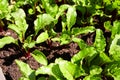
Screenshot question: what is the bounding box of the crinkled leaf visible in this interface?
[111,20,120,39]
[36,31,49,44]
[66,6,77,31]
[56,58,86,80]
[32,50,48,66]
[109,34,120,61]
[36,63,64,80]
[72,26,95,36]
[104,21,112,31]
[71,47,97,64]
[94,29,106,52]
[34,14,54,35]
[15,60,35,80]
[0,36,16,48]
[90,65,102,75]
[105,61,120,80]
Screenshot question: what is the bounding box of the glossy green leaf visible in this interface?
[55,58,86,80]
[111,20,120,39]
[60,33,71,45]
[72,26,95,36]
[72,37,87,49]
[0,0,9,19]
[66,6,77,31]
[36,31,49,44]
[19,77,30,80]
[15,60,35,80]
[105,61,120,80]
[104,21,112,31]
[71,47,97,64]
[32,50,48,65]
[94,29,106,52]
[36,63,64,80]
[23,35,35,49]
[56,4,69,19]
[0,36,16,48]
[11,9,26,19]
[34,14,54,35]
[41,0,58,17]
[90,65,102,75]
[37,77,46,80]
[83,75,102,80]
[109,34,120,61]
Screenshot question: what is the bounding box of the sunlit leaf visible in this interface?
[32,50,48,65]
[55,58,86,80]
[72,26,95,36]
[34,14,54,35]
[66,6,77,31]
[15,60,35,80]
[109,34,120,61]
[71,47,97,64]
[0,36,16,48]
[105,61,120,80]
[94,29,106,52]
[36,63,64,80]
[36,31,49,44]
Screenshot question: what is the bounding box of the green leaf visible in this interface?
[55,58,86,80]
[36,63,64,80]
[41,0,58,17]
[94,29,106,52]
[104,21,112,31]
[11,9,26,19]
[90,65,102,75]
[36,31,49,44]
[23,35,35,49]
[19,77,30,80]
[60,33,71,45]
[15,60,35,80]
[109,34,120,61]
[34,14,54,35]
[105,61,120,80]
[8,24,21,35]
[111,20,120,39]
[0,0,9,19]
[83,75,102,80]
[32,50,48,66]
[9,9,28,42]
[72,37,87,49]
[37,77,46,80]
[66,6,77,31]
[0,36,16,48]
[72,26,95,36]
[56,4,70,19]
[90,52,112,66]
[71,47,97,64]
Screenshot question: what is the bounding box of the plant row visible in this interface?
[1,0,120,80]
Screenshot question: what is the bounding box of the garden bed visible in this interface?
[1,0,120,80]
